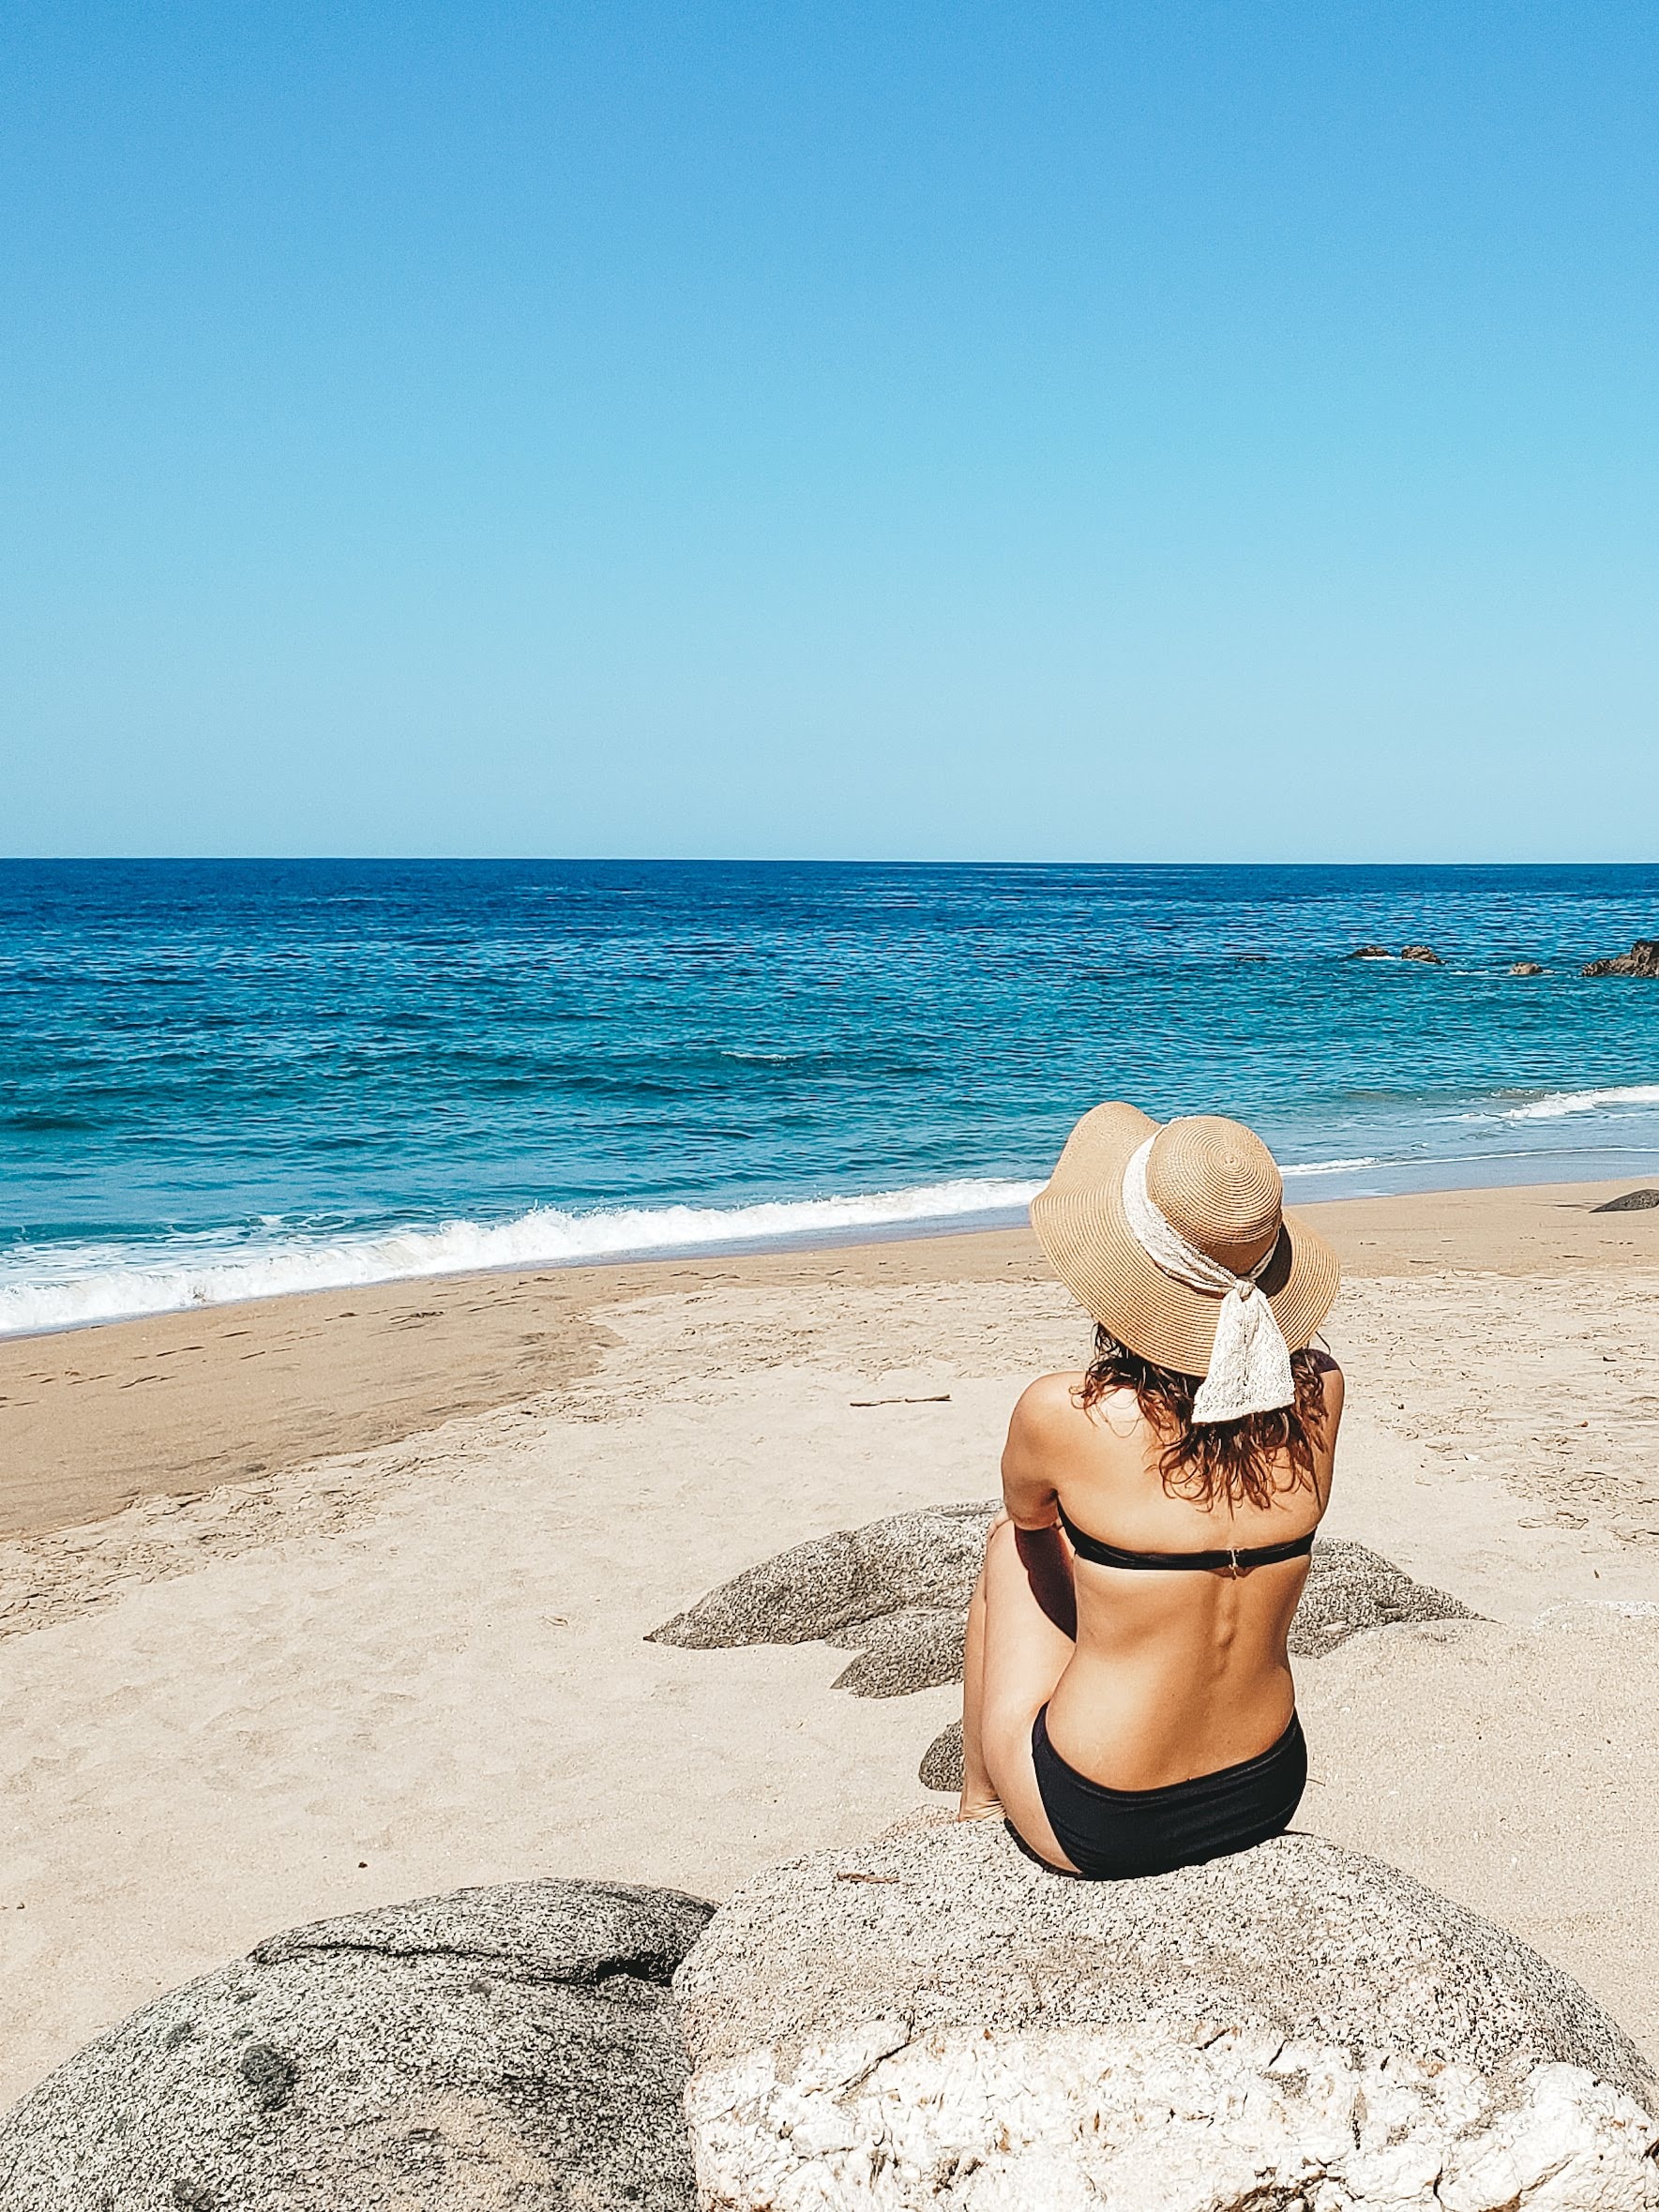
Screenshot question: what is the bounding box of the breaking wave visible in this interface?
[1483,1085,1659,1123]
[0,1177,1043,1337]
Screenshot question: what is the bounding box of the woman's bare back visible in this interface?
[1004,1359,1343,1790]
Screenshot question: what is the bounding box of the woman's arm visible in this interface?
[1000,1375,1078,1639]
[1308,1351,1345,1512]
[1314,1353,1346,1442]
[1000,1374,1074,1528]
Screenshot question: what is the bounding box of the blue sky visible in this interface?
[5,2,1657,860]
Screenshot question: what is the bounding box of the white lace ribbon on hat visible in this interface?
[1120,1136,1294,1422]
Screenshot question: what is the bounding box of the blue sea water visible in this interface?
[4,859,1659,1334]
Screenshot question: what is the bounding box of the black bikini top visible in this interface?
[1057,1500,1316,1574]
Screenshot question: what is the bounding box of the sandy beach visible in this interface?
[5,1175,1659,2110]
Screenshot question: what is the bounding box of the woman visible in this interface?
[959,1101,1344,1878]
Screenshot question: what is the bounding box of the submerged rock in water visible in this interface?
[0,1879,714,2211]
[1583,938,1659,978]
[1347,943,1393,959]
[676,1820,1658,2211]
[1399,942,1443,963]
[1511,959,1546,975]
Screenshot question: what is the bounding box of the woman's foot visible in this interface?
[957,1791,1004,1823]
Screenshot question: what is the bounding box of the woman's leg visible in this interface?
[957,1519,1079,1870]
[958,1541,997,1817]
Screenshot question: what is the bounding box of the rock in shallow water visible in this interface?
[674,1819,1659,2210]
[1583,939,1659,978]
[0,1879,713,2211]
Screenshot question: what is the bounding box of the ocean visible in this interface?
[4,859,1659,1336]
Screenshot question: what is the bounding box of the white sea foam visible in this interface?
[1280,1157,1380,1177]
[1485,1084,1659,1123]
[0,1178,1044,1338]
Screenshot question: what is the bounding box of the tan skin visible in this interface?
[958,1353,1344,1871]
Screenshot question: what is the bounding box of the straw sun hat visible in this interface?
[1030,1103,1340,1411]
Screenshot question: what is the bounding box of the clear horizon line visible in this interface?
[6,854,1659,872]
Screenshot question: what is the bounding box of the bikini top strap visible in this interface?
[1057,1500,1316,1573]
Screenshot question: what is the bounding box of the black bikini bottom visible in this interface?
[1030,1706,1307,1880]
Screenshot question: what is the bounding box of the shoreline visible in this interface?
[9,1144,1659,1348]
[7,1164,1659,2105]
[4,1173,1658,1544]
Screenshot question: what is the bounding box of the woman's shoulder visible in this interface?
[1302,1345,1345,1408]
[1008,1370,1090,1438]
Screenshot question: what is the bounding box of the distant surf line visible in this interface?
[1474,1084,1659,1123]
[8,1129,1659,1337]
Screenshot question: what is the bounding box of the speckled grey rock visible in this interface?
[824,1606,967,1696]
[647,1501,997,1697]
[0,1879,714,2211]
[676,1820,1650,2099]
[917,1718,967,1792]
[1289,1536,1478,1657]
[656,1512,1478,1721]
[649,1499,998,1647]
[675,1820,1659,2207]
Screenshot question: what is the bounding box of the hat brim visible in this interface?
[1028,1102,1341,1377]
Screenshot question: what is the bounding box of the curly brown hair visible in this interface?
[1075,1328,1330,1512]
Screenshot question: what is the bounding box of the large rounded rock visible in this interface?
[653,1507,1477,1715]
[647,1502,997,1699]
[675,1818,1658,2210]
[0,1879,713,2210]
[1289,1536,1476,1657]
